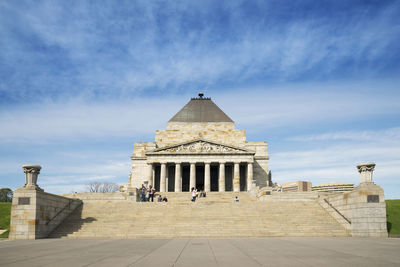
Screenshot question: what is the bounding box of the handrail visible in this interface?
[46,200,80,225]
[324,198,351,225]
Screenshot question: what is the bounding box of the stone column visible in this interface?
[247,162,253,191]
[233,162,240,192]
[147,163,153,186]
[22,164,42,189]
[152,167,155,188]
[190,162,196,190]
[219,162,225,192]
[357,162,375,184]
[204,162,211,192]
[160,163,166,192]
[175,162,181,192]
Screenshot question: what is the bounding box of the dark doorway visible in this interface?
[154,165,160,192]
[167,165,175,192]
[211,165,219,191]
[225,164,233,191]
[196,165,204,190]
[240,164,246,191]
[182,165,190,192]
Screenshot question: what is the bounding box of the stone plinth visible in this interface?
[9,165,81,240]
[319,162,387,237]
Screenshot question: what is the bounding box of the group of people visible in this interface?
[139,184,238,203]
[139,184,168,202]
[191,187,207,202]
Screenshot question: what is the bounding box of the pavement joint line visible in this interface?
[245,238,309,267]
[80,239,139,267]
[207,239,219,266]
[127,239,174,267]
[172,238,190,267]
[228,239,263,267]
[0,239,115,266]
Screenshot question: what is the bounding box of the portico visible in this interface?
[144,139,255,192]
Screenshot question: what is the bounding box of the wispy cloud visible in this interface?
[0,1,399,101]
[271,128,400,199]
[0,1,399,199]
[0,81,398,143]
[286,127,400,142]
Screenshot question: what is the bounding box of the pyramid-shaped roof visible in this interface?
[169,94,234,123]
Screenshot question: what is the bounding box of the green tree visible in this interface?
[0,188,13,202]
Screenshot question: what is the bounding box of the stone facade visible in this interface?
[128,95,270,192]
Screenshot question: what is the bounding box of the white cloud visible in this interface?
[287,127,400,142]
[271,128,400,199]
[0,82,399,144]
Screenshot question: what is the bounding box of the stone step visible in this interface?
[49,198,349,238]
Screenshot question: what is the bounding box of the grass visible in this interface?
[386,199,400,235]
[0,202,11,238]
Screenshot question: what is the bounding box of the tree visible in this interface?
[0,188,13,202]
[85,182,119,193]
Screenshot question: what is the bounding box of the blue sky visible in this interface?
[0,0,399,198]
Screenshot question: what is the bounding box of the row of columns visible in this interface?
[147,162,254,193]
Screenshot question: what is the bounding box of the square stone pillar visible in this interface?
[233,162,240,192]
[247,162,253,191]
[219,162,225,192]
[147,163,153,187]
[189,162,196,190]
[160,163,167,192]
[175,163,182,192]
[204,162,211,192]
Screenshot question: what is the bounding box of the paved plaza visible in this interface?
[1,237,399,267]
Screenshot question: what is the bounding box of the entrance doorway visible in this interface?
[211,165,219,191]
[182,165,190,191]
[196,165,204,190]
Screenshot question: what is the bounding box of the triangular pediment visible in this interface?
[146,139,254,155]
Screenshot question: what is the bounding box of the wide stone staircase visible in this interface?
[49,192,350,238]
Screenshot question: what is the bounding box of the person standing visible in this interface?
[148,185,155,202]
[140,184,146,202]
[191,187,197,202]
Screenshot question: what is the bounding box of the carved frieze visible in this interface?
[148,140,251,154]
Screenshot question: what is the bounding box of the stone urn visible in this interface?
[356,162,375,184]
[22,164,42,189]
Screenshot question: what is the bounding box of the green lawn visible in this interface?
[386,199,400,235]
[0,202,11,238]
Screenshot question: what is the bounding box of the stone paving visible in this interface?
[1,237,400,267]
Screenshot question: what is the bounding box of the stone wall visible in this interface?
[9,188,81,240]
[155,122,246,147]
[318,183,387,237]
[130,158,149,188]
[253,159,268,188]
[132,142,156,158]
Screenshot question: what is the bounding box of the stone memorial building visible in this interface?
[8,94,388,240]
[128,93,271,192]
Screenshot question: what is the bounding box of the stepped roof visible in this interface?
[169,93,234,123]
